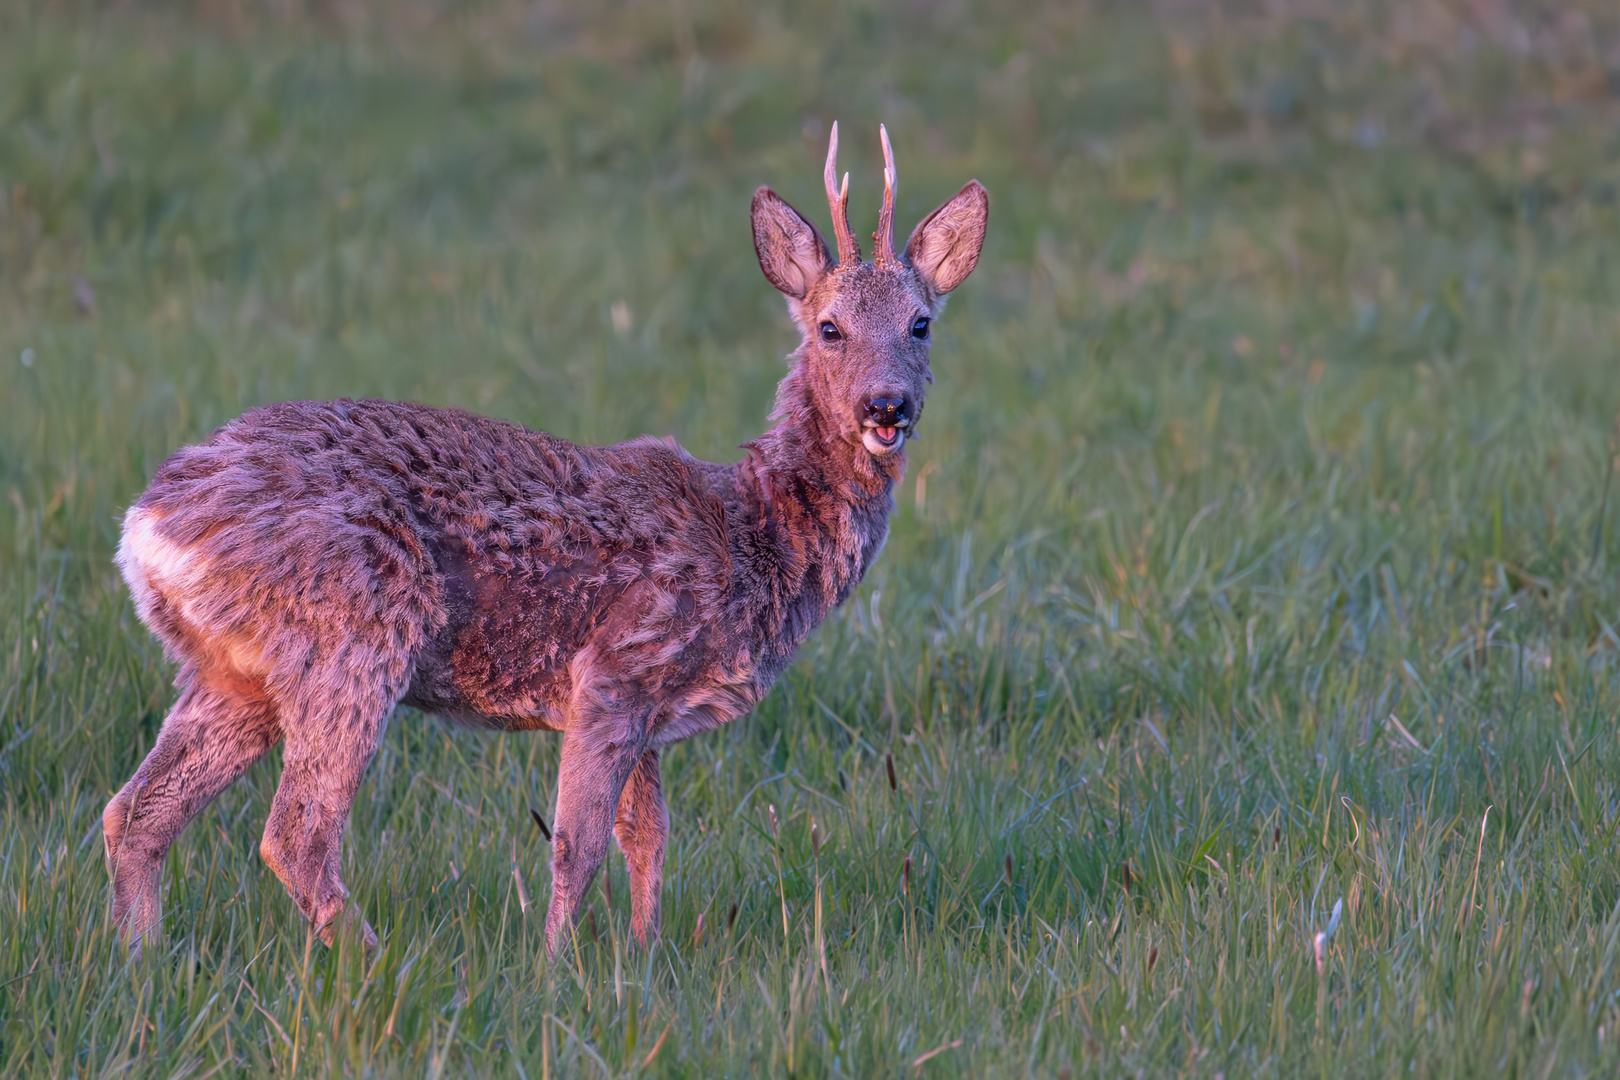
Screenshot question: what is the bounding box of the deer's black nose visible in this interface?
[864,396,907,426]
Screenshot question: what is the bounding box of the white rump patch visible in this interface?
[116,507,269,672]
[117,508,209,608]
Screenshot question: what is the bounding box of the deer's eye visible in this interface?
[911,317,930,339]
[819,322,841,342]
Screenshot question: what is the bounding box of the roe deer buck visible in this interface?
[106,123,988,956]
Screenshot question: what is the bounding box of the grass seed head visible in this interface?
[886,752,897,791]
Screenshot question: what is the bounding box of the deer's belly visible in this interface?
[401,660,571,731]
[405,541,635,730]
[405,539,777,740]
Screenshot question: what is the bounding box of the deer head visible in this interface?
[751,123,989,459]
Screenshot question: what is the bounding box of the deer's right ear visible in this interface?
[752,188,833,299]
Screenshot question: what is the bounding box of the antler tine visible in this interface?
[875,124,897,266]
[823,121,861,268]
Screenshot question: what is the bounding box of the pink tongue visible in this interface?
[877,426,896,441]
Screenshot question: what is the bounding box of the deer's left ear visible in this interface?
[904,180,989,295]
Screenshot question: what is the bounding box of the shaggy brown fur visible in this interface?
[105,124,988,955]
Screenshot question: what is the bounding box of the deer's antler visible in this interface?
[874,124,898,267]
[824,121,862,268]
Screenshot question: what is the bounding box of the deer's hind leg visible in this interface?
[104,674,281,958]
[259,667,398,950]
[613,749,667,946]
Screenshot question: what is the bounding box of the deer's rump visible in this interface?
[117,399,738,728]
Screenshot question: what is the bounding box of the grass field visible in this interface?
[5,0,1620,1075]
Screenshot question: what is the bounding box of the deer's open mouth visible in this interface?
[861,423,906,456]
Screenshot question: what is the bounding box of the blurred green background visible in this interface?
[5,1,1620,1076]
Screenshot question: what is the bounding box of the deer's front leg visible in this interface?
[545,719,643,955]
[614,749,667,946]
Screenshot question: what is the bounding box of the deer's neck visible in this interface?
[728,363,901,664]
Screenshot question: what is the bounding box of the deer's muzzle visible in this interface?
[861,395,910,455]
